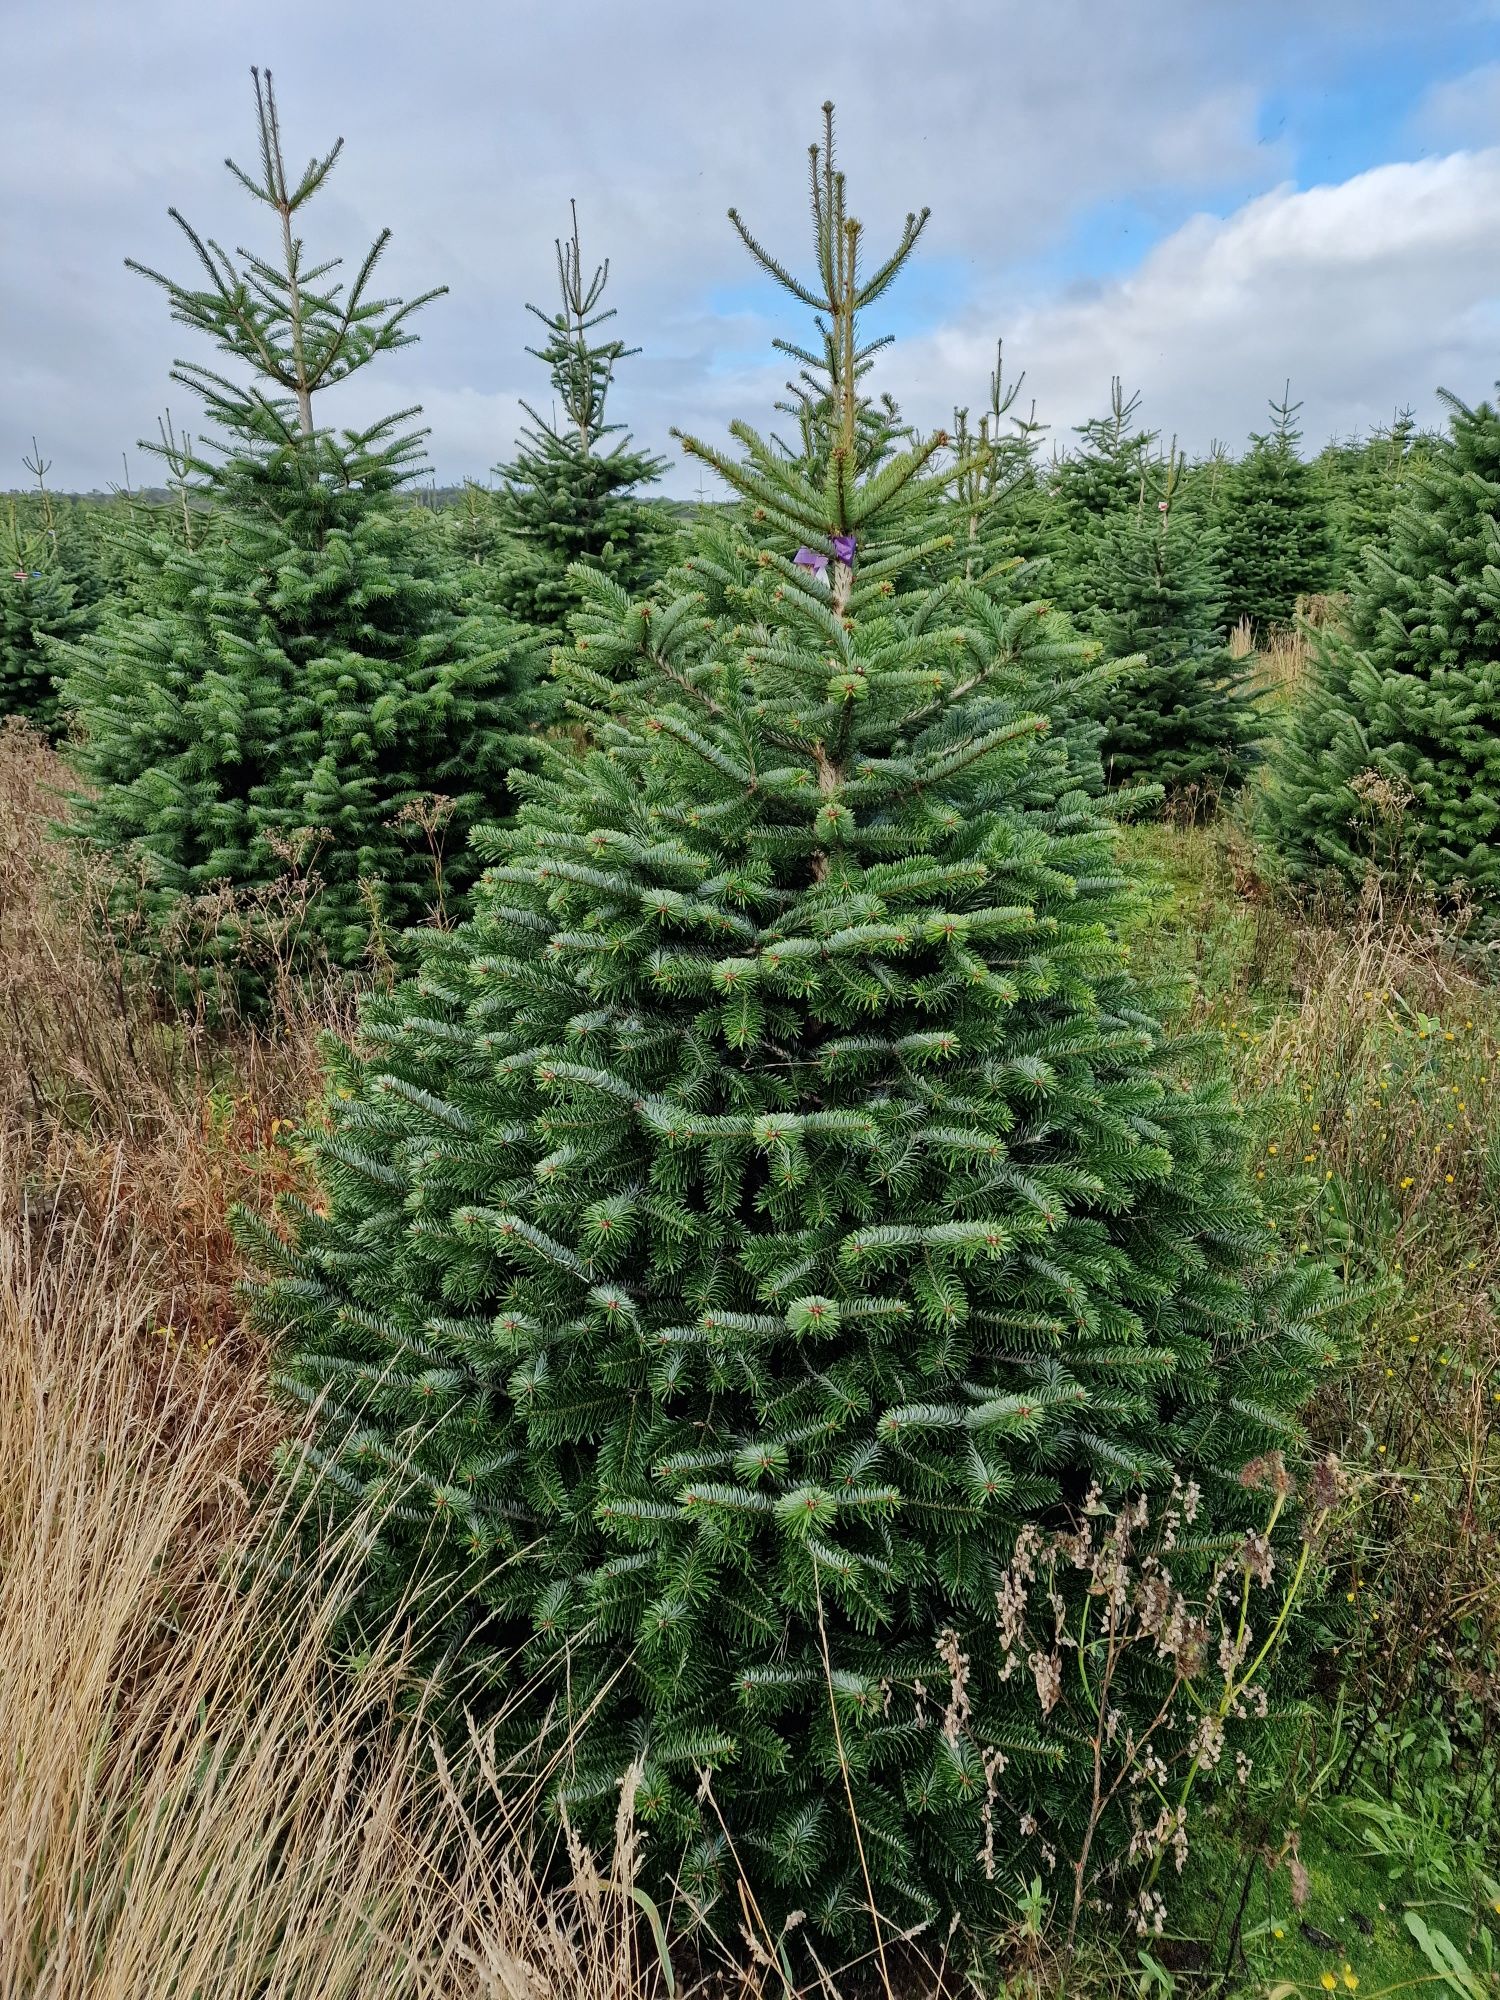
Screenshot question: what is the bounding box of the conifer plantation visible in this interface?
[9,43,1500,2000]
[248,111,1335,1943]
[58,74,544,990]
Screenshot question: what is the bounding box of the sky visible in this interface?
[5,0,1500,496]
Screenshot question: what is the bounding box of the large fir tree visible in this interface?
[59,72,543,990]
[247,109,1333,1945]
[492,204,667,636]
[1091,444,1257,801]
[1216,387,1333,636]
[1263,385,1500,905]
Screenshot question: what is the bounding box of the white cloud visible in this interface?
[890,150,1500,460]
[1413,61,1500,147]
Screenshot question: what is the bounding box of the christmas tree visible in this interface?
[60,71,543,993]
[1263,385,1500,906]
[1091,443,1257,802]
[1318,412,1435,593]
[1216,386,1333,637]
[1,447,87,739]
[492,204,668,636]
[246,107,1333,1944]
[1046,379,1156,615]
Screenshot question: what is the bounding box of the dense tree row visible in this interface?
[4,334,1449,893]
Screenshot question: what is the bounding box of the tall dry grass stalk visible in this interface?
[1250,623,1310,702]
[0,1154,688,2000]
[1227,594,1348,707]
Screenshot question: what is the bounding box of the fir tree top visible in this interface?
[126,66,442,499]
[522,202,648,456]
[949,338,1049,578]
[1046,378,1157,614]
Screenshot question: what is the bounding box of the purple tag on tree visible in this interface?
[793,547,829,575]
[831,533,856,566]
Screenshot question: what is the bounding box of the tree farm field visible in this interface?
[2,26,1500,2000]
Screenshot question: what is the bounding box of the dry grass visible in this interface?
[1226,593,1348,706]
[0,719,332,1350]
[1251,621,1310,700]
[0,720,689,2000]
[0,1149,696,2000]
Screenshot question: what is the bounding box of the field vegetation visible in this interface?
[1,77,1497,2000]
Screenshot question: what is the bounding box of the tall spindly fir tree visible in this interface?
[60,70,543,995]
[245,107,1335,1947]
[492,204,667,636]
